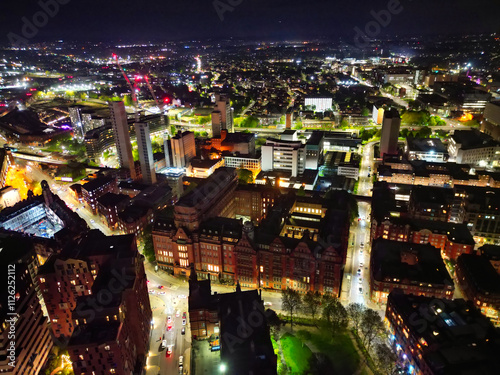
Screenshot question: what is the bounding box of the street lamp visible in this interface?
[219,363,227,373]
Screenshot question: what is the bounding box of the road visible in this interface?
[142,261,283,375]
[340,140,382,313]
[24,164,117,236]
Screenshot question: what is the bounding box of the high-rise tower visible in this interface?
[135,122,156,185]
[380,109,401,158]
[211,94,233,137]
[109,101,136,179]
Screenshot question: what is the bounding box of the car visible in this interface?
[158,285,164,289]
[161,340,167,349]
[182,312,187,318]
[182,319,186,326]
[357,269,361,273]
[264,302,272,307]
[359,263,363,267]
[90,219,95,223]
[148,290,155,294]
[359,287,363,293]
[176,311,180,318]
[178,294,187,299]
[158,291,166,295]
[368,174,371,178]
[181,327,185,335]
[167,316,172,323]
[167,324,173,331]
[179,356,184,367]
[166,346,173,357]
[360,243,364,247]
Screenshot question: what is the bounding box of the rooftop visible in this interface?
[82,176,115,193]
[457,254,500,294]
[451,129,499,150]
[371,239,453,286]
[387,292,500,375]
[406,137,447,154]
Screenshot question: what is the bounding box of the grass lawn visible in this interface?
[298,329,362,375]
[280,333,313,374]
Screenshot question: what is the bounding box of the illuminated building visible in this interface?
[223,154,261,175]
[170,131,196,168]
[68,232,151,375]
[156,192,349,296]
[211,93,234,137]
[0,238,52,375]
[372,105,385,125]
[134,122,156,185]
[448,129,500,167]
[96,192,130,228]
[370,239,454,304]
[304,97,333,113]
[385,292,500,375]
[370,217,475,261]
[261,138,305,177]
[0,186,21,209]
[0,147,14,189]
[380,109,401,158]
[405,138,448,163]
[456,253,500,326]
[408,186,453,222]
[482,101,500,141]
[81,176,117,213]
[174,167,238,231]
[37,257,95,339]
[109,101,136,179]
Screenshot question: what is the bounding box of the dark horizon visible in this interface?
[2,0,499,45]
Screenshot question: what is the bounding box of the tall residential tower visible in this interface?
[135,122,157,185]
[109,101,136,179]
[380,109,401,158]
[211,94,233,137]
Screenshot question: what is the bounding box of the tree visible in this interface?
[238,169,254,184]
[375,343,398,375]
[141,226,156,264]
[302,290,321,321]
[361,107,371,117]
[281,288,302,332]
[322,295,348,335]
[241,115,260,128]
[340,118,350,128]
[170,125,177,136]
[346,303,365,333]
[297,185,306,197]
[123,94,134,107]
[360,309,384,351]
[417,126,432,138]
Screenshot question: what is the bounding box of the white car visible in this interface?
[161,340,167,349]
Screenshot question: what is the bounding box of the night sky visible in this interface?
[1,0,499,43]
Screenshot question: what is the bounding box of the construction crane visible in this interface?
[112,53,139,122]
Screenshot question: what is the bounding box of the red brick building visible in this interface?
[67,234,151,375]
[37,258,95,339]
[371,217,475,261]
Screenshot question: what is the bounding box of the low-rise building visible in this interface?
[371,217,475,261]
[386,292,500,375]
[81,176,117,213]
[456,253,500,326]
[370,239,454,304]
[448,129,500,167]
[96,192,130,228]
[405,137,448,163]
